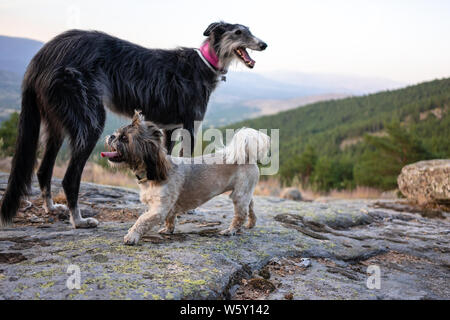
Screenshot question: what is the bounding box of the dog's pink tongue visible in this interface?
[241,48,255,64]
[101,151,119,158]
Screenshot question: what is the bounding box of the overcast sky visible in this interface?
[1,0,449,84]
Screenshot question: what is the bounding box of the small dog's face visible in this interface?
[203,22,267,69]
[103,111,170,181]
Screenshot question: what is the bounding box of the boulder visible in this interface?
[280,187,302,201]
[397,159,450,205]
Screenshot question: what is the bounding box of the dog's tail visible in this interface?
[0,86,41,226]
[223,128,270,164]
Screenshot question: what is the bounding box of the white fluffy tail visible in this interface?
[223,128,271,164]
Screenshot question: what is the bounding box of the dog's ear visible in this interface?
[145,122,163,138]
[143,145,170,182]
[132,110,144,127]
[203,22,224,36]
[144,122,165,148]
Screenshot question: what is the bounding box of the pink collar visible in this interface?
[199,41,220,70]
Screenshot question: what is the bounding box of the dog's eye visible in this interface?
[235,30,242,35]
[120,135,128,142]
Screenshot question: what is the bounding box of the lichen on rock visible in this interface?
[0,172,449,300]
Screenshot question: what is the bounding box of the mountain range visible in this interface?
[225,77,450,190]
[0,34,403,127]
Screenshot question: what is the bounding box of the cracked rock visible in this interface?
[0,173,448,300]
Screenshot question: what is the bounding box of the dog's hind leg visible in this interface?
[221,196,250,236]
[245,199,256,229]
[37,125,65,213]
[62,105,106,229]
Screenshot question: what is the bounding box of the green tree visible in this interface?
[280,144,317,185]
[311,156,354,192]
[225,78,450,191]
[279,153,302,184]
[0,112,19,156]
[311,157,335,192]
[297,144,317,184]
[354,122,434,190]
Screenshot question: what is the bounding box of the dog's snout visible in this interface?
[259,42,267,50]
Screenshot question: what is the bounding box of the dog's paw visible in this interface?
[245,222,256,229]
[219,228,238,236]
[43,203,68,214]
[72,217,99,229]
[158,227,174,235]
[124,231,140,245]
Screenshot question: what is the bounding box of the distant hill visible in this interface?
[242,93,350,116]
[0,35,43,76]
[225,78,450,190]
[0,34,404,127]
[0,36,44,120]
[205,71,333,126]
[265,71,405,94]
[0,70,21,120]
[205,71,403,126]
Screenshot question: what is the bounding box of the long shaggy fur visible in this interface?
[0,22,266,227]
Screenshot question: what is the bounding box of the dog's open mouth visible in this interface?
[234,47,255,68]
[101,147,123,162]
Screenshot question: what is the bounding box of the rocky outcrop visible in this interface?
[280,188,302,201]
[0,172,449,300]
[397,159,450,205]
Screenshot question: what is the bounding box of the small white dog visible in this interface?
[102,111,270,245]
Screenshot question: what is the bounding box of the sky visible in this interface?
[1,0,449,84]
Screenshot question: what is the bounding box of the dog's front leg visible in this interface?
[124,209,162,245]
[158,211,176,234]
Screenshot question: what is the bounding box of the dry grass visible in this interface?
[327,187,382,199]
[254,177,282,197]
[0,157,137,189]
[54,162,137,189]
[255,178,382,200]
[0,157,383,199]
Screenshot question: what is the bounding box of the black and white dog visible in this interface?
[0,21,267,228]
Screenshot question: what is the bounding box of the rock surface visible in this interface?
[0,172,449,300]
[280,188,302,201]
[398,159,450,205]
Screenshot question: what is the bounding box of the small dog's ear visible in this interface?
[145,123,162,137]
[144,122,164,144]
[132,110,144,127]
[203,22,223,36]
